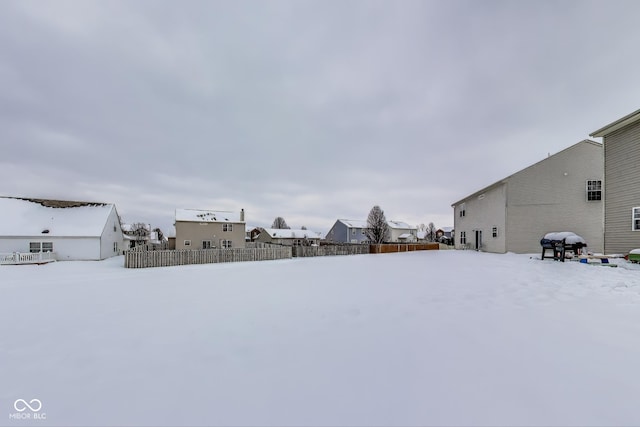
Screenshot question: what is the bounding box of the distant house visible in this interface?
[325,219,369,244]
[175,208,246,250]
[387,221,418,242]
[451,139,604,253]
[255,228,321,246]
[0,196,124,260]
[590,109,640,254]
[436,227,454,240]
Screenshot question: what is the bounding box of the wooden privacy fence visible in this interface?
[124,247,292,268]
[291,245,370,257]
[369,243,440,254]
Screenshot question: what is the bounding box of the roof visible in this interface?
[337,219,368,228]
[175,209,244,223]
[451,139,602,206]
[590,108,640,138]
[263,228,321,239]
[387,221,416,230]
[0,196,115,237]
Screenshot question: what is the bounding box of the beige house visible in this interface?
[590,108,640,254]
[255,228,321,246]
[175,208,246,250]
[451,139,604,254]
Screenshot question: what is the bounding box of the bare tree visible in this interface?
[426,222,437,242]
[130,222,149,239]
[271,217,290,229]
[153,227,164,241]
[365,205,390,244]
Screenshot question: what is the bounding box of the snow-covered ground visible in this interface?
[2,251,640,426]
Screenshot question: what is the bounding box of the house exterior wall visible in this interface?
[452,140,603,254]
[175,221,246,250]
[325,221,369,243]
[388,228,417,242]
[602,119,640,254]
[345,226,368,243]
[453,183,507,252]
[0,236,101,260]
[325,221,348,243]
[99,206,125,258]
[255,234,320,246]
[505,141,603,254]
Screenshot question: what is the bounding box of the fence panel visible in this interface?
[124,247,292,268]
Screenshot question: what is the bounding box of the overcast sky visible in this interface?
[2,0,640,234]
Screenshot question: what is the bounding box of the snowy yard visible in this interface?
[2,250,640,426]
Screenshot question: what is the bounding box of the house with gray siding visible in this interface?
[451,140,604,254]
[590,108,640,254]
[325,219,370,244]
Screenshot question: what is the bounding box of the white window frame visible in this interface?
[633,207,640,231]
[586,180,602,201]
[202,240,212,249]
[184,240,191,247]
[113,242,119,253]
[221,239,233,249]
[460,231,466,245]
[492,226,498,238]
[223,224,233,232]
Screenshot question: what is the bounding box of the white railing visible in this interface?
[0,252,56,265]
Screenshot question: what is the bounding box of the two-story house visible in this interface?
[590,108,640,254]
[174,208,246,250]
[451,139,604,254]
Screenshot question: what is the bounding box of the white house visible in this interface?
[451,139,604,254]
[387,221,418,242]
[255,228,322,246]
[0,197,124,261]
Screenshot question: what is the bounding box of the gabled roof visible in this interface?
[451,139,602,206]
[175,209,244,223]
[337,219,368,228]
[590,108,640,138]
[0,196,115,237]
[263,228,321,239]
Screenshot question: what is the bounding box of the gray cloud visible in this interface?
[2,0,640,233]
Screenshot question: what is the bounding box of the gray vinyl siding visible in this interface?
[453,183,507,253]
[604,119,640,254]
[453,140,603,254]
[505,141,603,253]
[326,221,348,243]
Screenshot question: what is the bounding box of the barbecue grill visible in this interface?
[540,232,587,261]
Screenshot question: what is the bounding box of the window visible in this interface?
[223,224,233,232]
[633,208,640,231]
[351,229,356,235]
[459,204,466,217]
[361,229,366,235]
[587,180,602,201]
[202,240,212,249]
[184,240,191,247]
[221,239,233,249]
[492,227,498,238]
[30,242,53,253]
[113,242,119,253]
[460,231,466,245]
